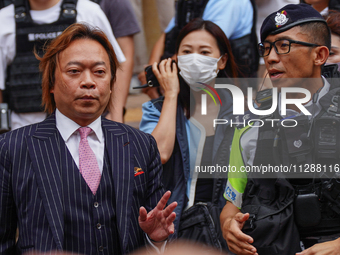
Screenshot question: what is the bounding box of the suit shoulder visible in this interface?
[0,124,39,159]
[102,118,155,141]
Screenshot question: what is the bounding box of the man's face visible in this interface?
[264,26,320,89]
[52,38,112,126]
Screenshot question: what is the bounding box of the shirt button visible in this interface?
[99,246,104,252]
[94,202,99,208]
[97,223,102,229]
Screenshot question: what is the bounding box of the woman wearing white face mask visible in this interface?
[140,18,239,249]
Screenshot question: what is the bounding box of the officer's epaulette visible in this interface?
[231,111,259,129]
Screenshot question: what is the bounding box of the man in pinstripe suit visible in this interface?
[0,23,177,255]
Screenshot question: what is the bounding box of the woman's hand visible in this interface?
[148,58,179,164]
[152,58,179,98]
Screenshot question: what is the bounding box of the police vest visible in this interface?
[163,0,259,78]
[250,80,340,238]
[0,0,12,9]
[5,0,77,113]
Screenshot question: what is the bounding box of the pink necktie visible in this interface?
[78,127,101,195]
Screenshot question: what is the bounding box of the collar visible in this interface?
[320,7,329,17]
[55,109,103,143]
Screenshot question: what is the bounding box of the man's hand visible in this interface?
[222,212,258,255]
[139,191,177,242]
[296,238,340,255]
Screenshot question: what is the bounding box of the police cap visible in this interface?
[260,3,326,42]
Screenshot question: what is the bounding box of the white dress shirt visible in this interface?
[55,109,105,173]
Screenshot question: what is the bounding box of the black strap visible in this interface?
[13,0,27,23]
[175,0,210,30]
[14,0,77,23]
[253,111,280,166]
[0,0,12,8]
[250,0,259,72]
[13,0,24,7]
[229,0,259,77]
[61,0,77,19]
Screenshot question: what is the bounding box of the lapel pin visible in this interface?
[134,167,144,176]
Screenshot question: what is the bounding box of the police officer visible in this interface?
[0,0,125,130]
[220,4,340,255]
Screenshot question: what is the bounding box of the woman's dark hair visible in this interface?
[174,18,238,118]
[301,0,340,12]
[327,10,340,36]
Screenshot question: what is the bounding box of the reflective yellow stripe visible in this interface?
[225,126,252,207]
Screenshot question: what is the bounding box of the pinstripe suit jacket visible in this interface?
[0,113,164,254]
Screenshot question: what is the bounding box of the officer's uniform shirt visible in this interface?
[224,77,331,208]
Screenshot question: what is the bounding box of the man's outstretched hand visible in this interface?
[139,191,177,242]
[222,211,258,255]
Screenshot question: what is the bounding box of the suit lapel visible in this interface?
[102,118,133,252]
[26,114,64,250]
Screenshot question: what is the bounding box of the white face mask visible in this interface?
[177,53,222,91]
